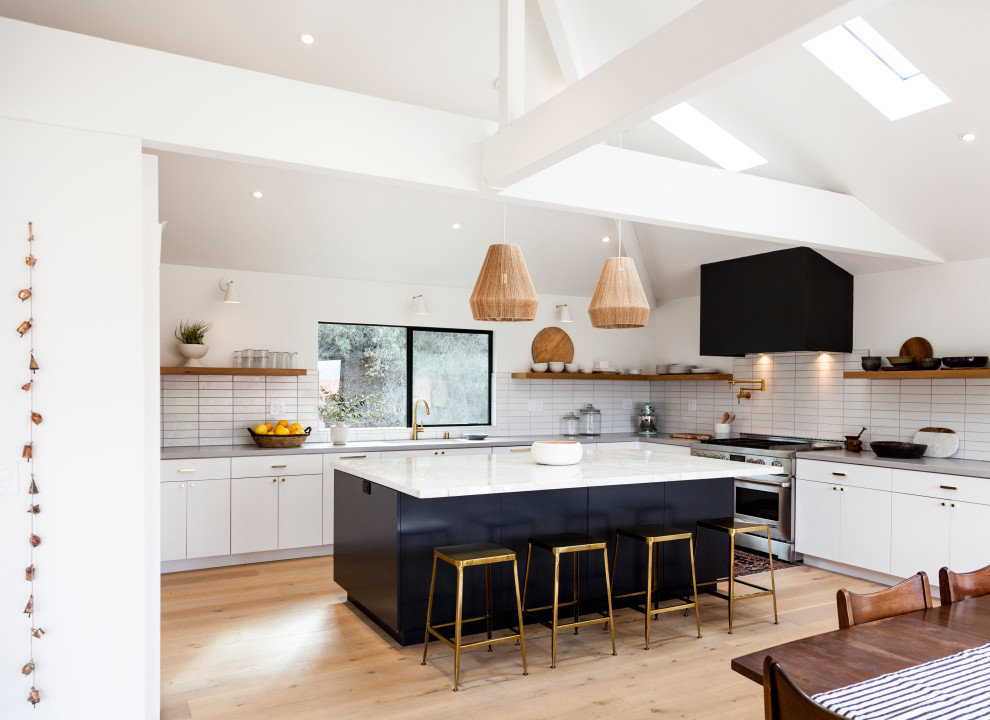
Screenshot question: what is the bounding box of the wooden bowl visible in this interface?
[885,356,915,368]
[870,441,927,459]
[246,427,312,448]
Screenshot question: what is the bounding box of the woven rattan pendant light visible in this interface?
[469,205,538,321]
[589,220,650,329]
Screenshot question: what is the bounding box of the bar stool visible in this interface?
[522,532,616,668]
[694,517,778,633]
[610,524,701,649]
[422,542,527,691]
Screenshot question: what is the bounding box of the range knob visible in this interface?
[747,458,766,465]
[771,460,783,467]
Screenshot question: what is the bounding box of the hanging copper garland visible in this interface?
[20,222,43,707]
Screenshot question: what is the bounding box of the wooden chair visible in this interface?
[763,656,846,719]
[939,563,990,604]
[836,572,932,628]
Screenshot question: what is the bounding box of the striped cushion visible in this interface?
[812,643,990,719]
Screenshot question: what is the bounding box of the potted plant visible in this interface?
[174,320,213,367]
[318,388,383,445]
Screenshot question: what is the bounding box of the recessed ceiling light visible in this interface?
[602,236,611,243]
[959,132,977,142]
[451,222,461,229]
[299,33,315,45]
[251,191,264,199]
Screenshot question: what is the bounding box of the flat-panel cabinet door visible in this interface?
[161,481,187,562]
[187,479,230,559]
[795,479,840,560]
[840,486,891,574]
[279,473,323,549]
[949,500,990,574]
[891,493,949,581]
[231,476,279,554]
[323,476,334,546]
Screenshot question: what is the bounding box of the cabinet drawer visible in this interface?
[231,453,323,478]
[892,469,990,505]
[797,460,891,491]
[324,451,381,474]
[161,457,230,482]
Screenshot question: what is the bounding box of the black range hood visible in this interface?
[700,247,853,357]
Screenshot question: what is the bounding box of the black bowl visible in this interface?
[916,357,941,370]
[861,356,882,371]
[942,356,988,369]
[870,441,927,459]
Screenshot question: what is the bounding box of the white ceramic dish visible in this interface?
[627,369,641,375]
[668,364,693,374]
[548,361,565,373]
[692,367,718,374]
[531,362,548,372]
[530,440,583,466]
[655,364,669,375]
[564,363,579,373]
[463,433,489,441]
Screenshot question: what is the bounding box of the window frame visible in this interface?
[318,321,494,429]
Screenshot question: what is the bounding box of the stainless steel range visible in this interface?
[689,434,841,562]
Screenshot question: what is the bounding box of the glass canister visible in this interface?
[560,411,580,437]
[232,350,243,368]
[579,403,601,436]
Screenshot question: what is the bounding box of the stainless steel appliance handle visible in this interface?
[735,476,791,488]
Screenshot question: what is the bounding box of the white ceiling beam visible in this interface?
[614,221,657,309]
[499,0,527,127]
[0,18,495,193]
[483,0,888,189]
[537,0,585,85]
[500,145,943,264]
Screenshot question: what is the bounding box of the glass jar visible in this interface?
[232,350,243,368]
[579,403,601,436]
[256,349,269,369]
[560,411,580,437]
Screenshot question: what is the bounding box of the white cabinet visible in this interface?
[890,492,950,581]
[383,447,491,458]
[161,459,230,562]
[278,474,323,549]
[231,476,279,554]
[795,461,892,573]
[323,452,381,546]
[950,501,990,574]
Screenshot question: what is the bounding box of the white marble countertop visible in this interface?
[329,447,785,499]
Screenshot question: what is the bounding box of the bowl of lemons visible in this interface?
[247,420,312,448]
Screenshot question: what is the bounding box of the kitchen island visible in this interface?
[331,448,784,645]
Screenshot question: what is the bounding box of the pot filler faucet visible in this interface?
[728,379,765,404]
[412,398,430,439]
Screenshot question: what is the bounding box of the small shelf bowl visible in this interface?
[916,357,942,370]
[886,356,915,368]
[870,441,927,459]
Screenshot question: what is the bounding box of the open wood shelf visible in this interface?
[844,368,990,379]
[161,367,308,376]
[511,372,732,381]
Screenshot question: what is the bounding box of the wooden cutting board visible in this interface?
[900,336,933,359]
[531,327,574,363]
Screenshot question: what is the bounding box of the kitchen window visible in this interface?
[317,322,493,428]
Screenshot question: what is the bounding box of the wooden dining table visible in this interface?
[731,594,990,696]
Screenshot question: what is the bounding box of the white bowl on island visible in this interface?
[530,441,583,465]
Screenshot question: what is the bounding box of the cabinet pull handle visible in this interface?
[832,472,846,477]
[271,464,288,469]
[281,478,286,482]
[832,486,838,491]
[951,503,956,508]
[510,448,530,452]
[177,468,195,473]
[272,478,277,483]
[339,454,367,459]
[179,483,185,488]
[939,485,958,490]
[941,502,946,507]
[840,487,845,492]
[189,482,195,488]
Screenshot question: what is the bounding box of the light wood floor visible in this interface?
[161,556,883,720]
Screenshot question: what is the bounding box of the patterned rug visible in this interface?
[734,548,798,577]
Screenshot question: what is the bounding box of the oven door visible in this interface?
[734,476,792,544]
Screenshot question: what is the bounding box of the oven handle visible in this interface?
[735,477,791,490]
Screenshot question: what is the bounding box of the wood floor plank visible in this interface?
[162,556,884,719]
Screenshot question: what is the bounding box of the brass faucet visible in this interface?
[728,379,765,404]
[412,398,430,439]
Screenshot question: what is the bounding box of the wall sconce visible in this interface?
[410,293,428,315]
[555,303,574,323]
[219,277,240,304]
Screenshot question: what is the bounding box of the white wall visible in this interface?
[0,119,153,718]
[159,264,655,371]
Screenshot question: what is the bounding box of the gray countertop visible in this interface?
[160,433,693,460]
[795,448,990,479]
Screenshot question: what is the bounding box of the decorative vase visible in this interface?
[177,343,209,367]
[330,423,349,446]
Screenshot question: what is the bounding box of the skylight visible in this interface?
[804,17,949,121]
[651,103,767,172]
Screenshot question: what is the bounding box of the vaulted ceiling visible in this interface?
[2,0,987,300]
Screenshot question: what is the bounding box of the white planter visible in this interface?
[177,343,209,367]
[330,424,349,446]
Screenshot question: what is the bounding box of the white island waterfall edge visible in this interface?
[327,448,785,499]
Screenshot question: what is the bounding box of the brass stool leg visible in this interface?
[688,536,701,638]
[606,534,621,632]
[728,530,736,634]
[602,546,617,656]
[551,550,561,668]
[522,543,533,611]
[767,530,779,624]
[453,565,464,691]
[644,539,653,650]
[512,557,528,676]
[486,564,493,651]
[422,554,438,666]
[573,552,579,635]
